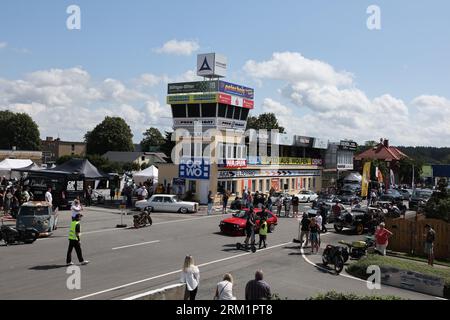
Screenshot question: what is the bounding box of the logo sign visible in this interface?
[294,136,312,147]
[167,81,218,94]
[197,53,227,78]
[218,93,254,109]
[313,138,328,150]
[220,159,247,168]
[167,93,217,104]
[339,140,358,151]
[179,160,210,180]
[219,81,254,100]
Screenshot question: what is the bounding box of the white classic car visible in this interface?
[135,194,199,213]
[295,190,319,203]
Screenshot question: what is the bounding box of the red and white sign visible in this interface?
[218,93,254,109]
[224,159,247,168]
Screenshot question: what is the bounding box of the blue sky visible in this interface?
[1,0,450,146]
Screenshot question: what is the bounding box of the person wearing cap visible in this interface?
[66,213,89,266]
[374,222,393,256]
[424,224,436,266]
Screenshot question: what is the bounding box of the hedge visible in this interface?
[309,291,404,300]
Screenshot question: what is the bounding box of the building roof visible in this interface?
[103,151,167,163]
[355,142,409,161]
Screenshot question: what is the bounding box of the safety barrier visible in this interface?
[122,283,186,300]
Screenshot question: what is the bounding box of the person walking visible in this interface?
[276,196,283,217]
[319,204,328,233]
[298,213,311,248]
[424,224,436,266]
[207,190,214,215]
[247,192,254,209]
[244,209,256,249]
[222,190,229,214]
[374,222,393,256]
[258,218,268,249]
[66,213,89,266]
[71,199,83,219]
[309,217,320,254]
[180,255,200,300]
[292,195,300,217]
[214,273,236,300]
[245,270,271,300]
[45,187,53,207]
[85,186,92,207]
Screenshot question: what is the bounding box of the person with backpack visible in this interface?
[214,273,236,300]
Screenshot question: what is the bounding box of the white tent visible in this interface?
[133,165,159,184]
[0,159,34,179]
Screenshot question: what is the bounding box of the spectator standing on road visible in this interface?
[245,270,271,300]
[299,213,311,248]
[276,195,283,217]
[71,199,83,219]
[222,190,229,214]
[4,189,12,215]
[424,224,436,266]
[207,190,214,215]
[374,222,393,256]
[247,192,253,209]
[319,204,328,233]
[244,209,256,249]
[0,189,4,213]
[110,186,115,201]
[141,185,148,200]
[66,213,89,266]
[292,195,300,217]
[180,255,200,300]
[309,217,320,254]
[85,186,92,207]
[258,218,268,249]
[214,273,236,300]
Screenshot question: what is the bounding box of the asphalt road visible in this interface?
[0,204,442,300]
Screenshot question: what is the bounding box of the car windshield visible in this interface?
[232,210,248,218]
[300,191,309,194]
[19,206,50,216]
[413,190,433,198]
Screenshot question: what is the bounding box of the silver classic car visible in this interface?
[135,194,199,213]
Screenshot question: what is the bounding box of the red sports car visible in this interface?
[219,208,278,236]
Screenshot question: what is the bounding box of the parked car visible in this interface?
[409,189,434,211]
[219,208,278,236]
[337,190,361,205]
[341,184,362,196]
[295,190,319,203]
[333,206,377,235]
[312,194,340,209]
[397,189,412,201]
[15,201,58,237]
[379,190,403,204]
[135,194,198,213]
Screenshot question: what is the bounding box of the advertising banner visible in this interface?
[179,160,210,180]
[339,140,358,151]
[168,81,218,94]
[219,81,254,100]
[361,162,371,197]
[167,93,218,104]
[220,159,247,168]
[197,53,227,78]
[271,178,280,191]
[313,138,328,149]
[293,136,312,147]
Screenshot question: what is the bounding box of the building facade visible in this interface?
[0,149,43,165]
[41,137,86,164]
[322,140,358,189]
[103,151,167,167]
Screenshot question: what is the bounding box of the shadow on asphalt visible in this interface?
[29,264,68,270]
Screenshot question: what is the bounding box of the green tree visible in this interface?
[0,111,41,150]
[160,131,175,163]
[140,127,165,152]
[424,178,450,222]
[246,113,285,133]
[85,117,134,156]
[398,158,423,185]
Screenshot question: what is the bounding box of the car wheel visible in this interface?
[356,223,364,235]
[334,224,343,233]
[180,207,188,214]
[268,224,275,233]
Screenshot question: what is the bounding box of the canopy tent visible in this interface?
[49,158,109,180]
[133,165,158,184]
[343,172,362,183]
[0,159,34,179]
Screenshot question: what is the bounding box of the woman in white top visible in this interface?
[71,199,83,219]
[215,273,236,300]
[180,255,200,300]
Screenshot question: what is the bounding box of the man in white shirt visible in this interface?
[141,186,148,199]
[45,187,53,206]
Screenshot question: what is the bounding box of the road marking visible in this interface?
[112,240,160,250]
[72,241,292,300]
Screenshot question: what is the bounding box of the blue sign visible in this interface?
[179,160,210,180]
[219,81,254,100]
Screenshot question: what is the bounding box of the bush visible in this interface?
[309,291,404,300]
[425,178,450,222]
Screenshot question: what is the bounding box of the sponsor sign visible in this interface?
[247,156,323,166]
[167,93,217,105]
[218,93,254,109]
[167,81,218,94]
[220,159,247,168]
[293,136,312,147]
[219,81,254,100]
[339,140,358,151]
[313,138,328,150]
[197,53,227,78]
[218,169,321,179]
[179,160,210,180]
[337,164,354,170]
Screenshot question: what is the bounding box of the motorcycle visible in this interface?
[133,208,152,228]
[0,225,39,245]
[338,236,377,262]
[322,244,347,274]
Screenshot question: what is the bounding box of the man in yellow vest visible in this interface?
[258,218,268,249]
[66,213,89,266]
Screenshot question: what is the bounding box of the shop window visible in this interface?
[251,180,256,192]
[188,180,197,193]
[291,178,295,191]
[313,178,316,189]
[259,180,263,192]
[265,179,270,192]
[217,181,225,194]
[187,104,200,117]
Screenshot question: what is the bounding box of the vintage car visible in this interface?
[295,190,319,203]
[135,194,198,213]
[219,208,278,236]
[15,201,58,237]
[409,189,433,211]
[333,206,378,235]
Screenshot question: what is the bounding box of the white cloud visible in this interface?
[245,52,450,147]
[0,67,172,142]
[154,39,200,56]
[0,42,7,49]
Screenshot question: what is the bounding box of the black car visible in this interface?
[312,194,340,209]
[334,206,377,235]
[397,189,412,201]
[341,184,361,196]
[379,190,403,204]
[337,191,361,205]
[409,189,433,210]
